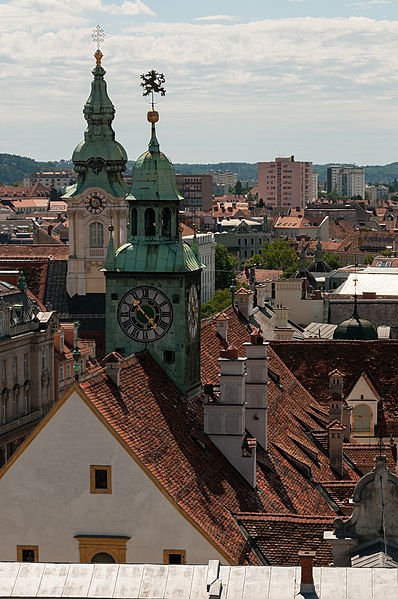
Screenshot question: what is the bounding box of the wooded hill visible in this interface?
[1,153,398,187]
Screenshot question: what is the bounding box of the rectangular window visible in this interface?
[163,549,186,565]
[17,545,39,562]
[59,366,64,382]
[23,354,29,378]
[66,364,71,379]
[90,465,112,494]
[12,356,17,381]
[2,360,6,383]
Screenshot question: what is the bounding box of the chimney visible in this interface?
[274,304,289,328]
[329,369,344,399]
[298,550,316,594]
[103,352,123,388]
[274,304,294,341]
[207,560,222,599]
[255,284,266,308]
[244,328,269,450]
[327,420,345,476]
[204,345,257,487]
[342,401,352,443]
[235,288,254,320]
[215,313,229,342]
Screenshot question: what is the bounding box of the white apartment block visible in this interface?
[182,232,216,303]
[206,170,238,187]
[327,165,365,198]
[24,170,77,192]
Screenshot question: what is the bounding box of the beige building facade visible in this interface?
[0,387,226,565]
[0,281,57,466]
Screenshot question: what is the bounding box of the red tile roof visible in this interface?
[271,340,398,436]
[238,513,335,566]
[0,245,69,260]
[80,352,265,565]
[0,259,48,302]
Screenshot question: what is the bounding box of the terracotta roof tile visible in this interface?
[80,352,265,565]
[238,513,335,566]
[271,340,398,436]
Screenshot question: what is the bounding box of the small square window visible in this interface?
[17,545,39,562]
[90,465,112,494]
[163,350,175,364]
[163,549,186,565]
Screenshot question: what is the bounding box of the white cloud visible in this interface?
[194,15,238,22]
[1,12,398,163]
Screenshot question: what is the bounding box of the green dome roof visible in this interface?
[112,240,201,273]
[65,51,128,198]
[128,119,182,203]
[333,302,377,340]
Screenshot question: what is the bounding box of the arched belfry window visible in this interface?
[145,208,156,236]
[352,404,372,433]
[131,208,138,236]
[89,222,104,248]
[162,208,171,238]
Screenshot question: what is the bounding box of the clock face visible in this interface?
[188,284,199,338]
[117,286,173,343]
[85,192,106,214]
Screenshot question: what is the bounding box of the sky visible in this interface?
[1,0,398,165]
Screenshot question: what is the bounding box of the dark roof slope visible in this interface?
[271,340,398,435]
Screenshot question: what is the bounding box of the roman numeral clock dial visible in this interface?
[117,286,173,342]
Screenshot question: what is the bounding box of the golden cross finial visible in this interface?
[92,26,105,67]
[92,25,105,50]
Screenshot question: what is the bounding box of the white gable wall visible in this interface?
[0,391,226,564]
[346,376,379,441]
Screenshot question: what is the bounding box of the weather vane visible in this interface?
[140,70,166,111]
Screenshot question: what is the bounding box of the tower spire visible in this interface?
[104,223,116,271]
[65,26,128,198]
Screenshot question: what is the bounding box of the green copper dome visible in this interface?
[104,110,202,274]
[333,299,377,340]
[64,50,128,198]
[128,114,182,203]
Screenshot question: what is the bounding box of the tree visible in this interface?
[215,244,236,290]
[324,253,340,269]
[235,180,242,195]
[201,289,232,318]
[260,239,298,273]
[362,253,375,265]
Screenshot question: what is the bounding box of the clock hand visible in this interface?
[132,299,157,329]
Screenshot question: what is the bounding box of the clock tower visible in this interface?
[64,49,128,297]
[104,107,202,398]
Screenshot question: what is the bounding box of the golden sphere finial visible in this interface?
[94,49,103,66]
[147,110,159,123]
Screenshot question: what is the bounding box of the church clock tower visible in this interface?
[104,96,202,398]
[64,48,128,297]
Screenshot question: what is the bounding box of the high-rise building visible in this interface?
[257,156,313,210]
[326,165,365,198]
[175,174,213,211]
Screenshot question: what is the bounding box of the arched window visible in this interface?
[91,552,116,564]
[145,208,156,236]
[89,222,104,248]
[352,404,372,433]
[131,208,138,236]
[162,208,171,237]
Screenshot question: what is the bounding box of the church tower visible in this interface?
[104,92,202,398]
[64,48,128,297]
